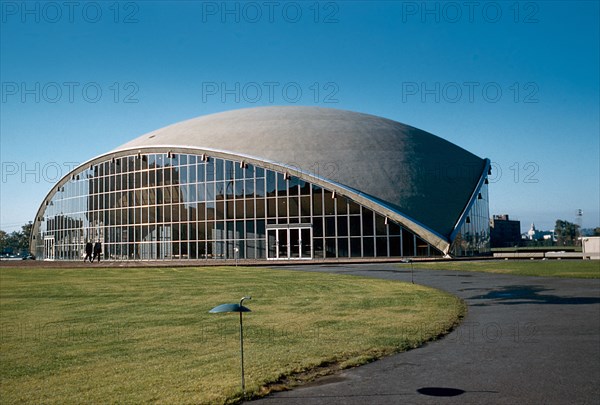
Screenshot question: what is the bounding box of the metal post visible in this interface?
[239,296,251,397]
[240,310,245,395]
[209,297,252,399]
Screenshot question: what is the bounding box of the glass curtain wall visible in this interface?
[34,152,445,260]
[450,182,491,256]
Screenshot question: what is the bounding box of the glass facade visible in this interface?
[450,181,491,256]
[33,152,448,261]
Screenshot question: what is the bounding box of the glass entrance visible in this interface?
[266,226,312,260]
[44,236,55,261]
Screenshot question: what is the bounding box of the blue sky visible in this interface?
[1,0,599,233]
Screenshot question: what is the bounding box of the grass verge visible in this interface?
[0,266,464,404]
[410,260,600,278]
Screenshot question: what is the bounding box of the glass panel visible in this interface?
[216,201,224,220]
[416,236,429,256]
[256,199,265,218]
[402,229,415,257]
[277,198,287,219]
[325,217,336,237]
[225,160,234,181]
[337,198,348,215]
[244,179,254,198]
[197,203,206,221]
[189,164,197,184]
[325,238,336,258]
[278,229,288,259]
[216,159,224,181]
[234,161,243,179]
[215,181,225,200]
[206,160,215,181]
[288,177,299,196]
[256,219,266,236]
[289,196,299,217]
[246,220,255,238]
[313,238,324,259]
[225,200,234,219]
[363,237,374,257]
[206,182,215,201]
[179,165,188,184]
[267,198,276,218]
[266,171,276,197]
[255,178,265,197]
[235,200,244,219]
[195,221,205,240]
[323,191,335,215]
[290,228,300,258]
[276,172,287,196]
[197,163,205,183]
[267,229,277,259]
[350,216,361,237]
[235,179,244,198]
[362,208,374,236]
[350,238,362,257]
[389,236,401,257]
[245,199,255,219]
[300,180,311,196]
[312,186,322,216]
[301,228,311,259]
[376,214,387,236]
[313,217,323,238]
[337,216,348,237]
[337,238,349,258]
[300,196,311,217]
[388,221,400,236]
[245,164,254,179]
[197,182,205,202]
[376,237,388,257]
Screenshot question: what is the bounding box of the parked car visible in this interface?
[21,253,36,260]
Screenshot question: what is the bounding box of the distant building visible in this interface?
[524,223,555,242]
[490,215,521,248]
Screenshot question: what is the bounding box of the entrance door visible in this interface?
[267,229,278,259]
[44,236,55,261]
[289,228,300,259]
[266,226,312,260]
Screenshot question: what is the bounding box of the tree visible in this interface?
[0,222,33,255]
[594,227,600,237]
[0,230,8,254]
[554,219,580,246]
[21,222,33,249]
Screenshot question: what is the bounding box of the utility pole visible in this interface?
[575,209,583,245]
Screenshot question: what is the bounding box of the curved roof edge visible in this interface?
[31,146,451,254]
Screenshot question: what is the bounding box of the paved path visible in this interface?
[248,263,600,404]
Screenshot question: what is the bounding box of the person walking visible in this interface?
[93,240,102,263]
[84,241,93,263]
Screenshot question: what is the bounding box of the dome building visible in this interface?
[31,107,490,261]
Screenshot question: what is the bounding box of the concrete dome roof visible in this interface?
[114,106,487,241]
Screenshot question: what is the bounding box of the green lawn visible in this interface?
[409,260,600,278]
[0,266,464,404]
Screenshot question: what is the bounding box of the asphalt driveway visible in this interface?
[248,263,600,404]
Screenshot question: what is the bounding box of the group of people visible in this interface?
[84,241,102,263]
